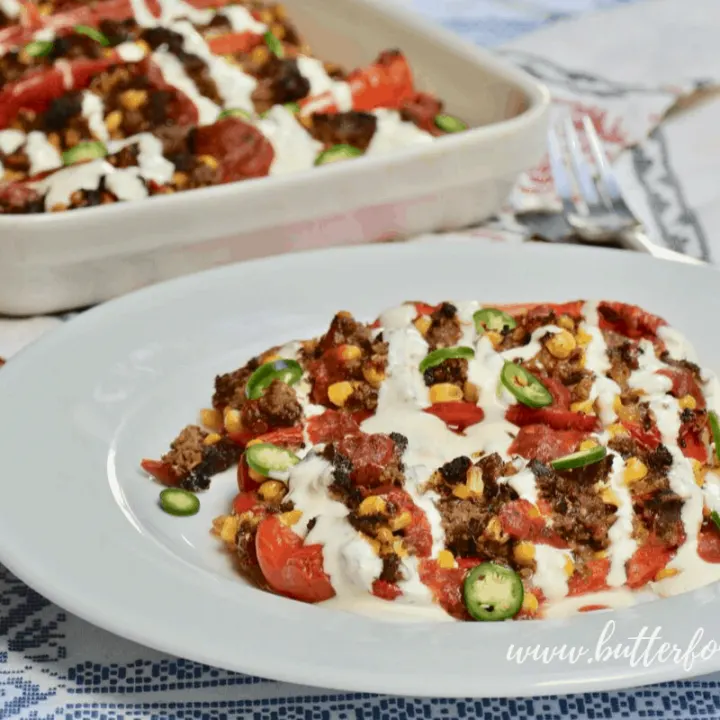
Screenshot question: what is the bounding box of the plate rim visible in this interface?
[2,240,720,698]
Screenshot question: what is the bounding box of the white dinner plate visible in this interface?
[1,240,720,698]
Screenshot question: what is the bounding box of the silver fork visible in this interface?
[547,115,703,265]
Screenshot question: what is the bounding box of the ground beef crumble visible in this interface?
[161,425,240,491]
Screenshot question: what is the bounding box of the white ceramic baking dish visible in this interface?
[0,0,550,316]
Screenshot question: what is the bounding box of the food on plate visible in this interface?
[0,0,467,214]
[140,299,720,621]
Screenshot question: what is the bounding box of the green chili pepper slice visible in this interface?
[711,510,720,533]
[419,346,475,374]
[24,39,53,57]
[245,358,303,400]
[264,30,283,57]
[463,562,524,621]
[709,411,720,462]
[551,445,607,471]
[61,140,108,166]
[284,102,301,114]
[500,362,552,408]
[218,108,252,120]
[315,144,363,165]
[473,308,517,335]
[246,443,300,478]
[435,113,467,133]
[74,24,110,46]
[159,488,200,517]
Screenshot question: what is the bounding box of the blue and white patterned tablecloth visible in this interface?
[6,1,720,718]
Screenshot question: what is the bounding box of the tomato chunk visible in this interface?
[232,491,263,515]
[337,433,396,487]
[508,424,588,462]
[372,580,402,601]
[626,539,675,589]
[568,557,610,596]
[698,524,720,563]
[621,421,661,451]
[657,368,706,409]
[194,117,274,182]
[307,410,361,444]
[207,31,264,55]
[418,558,468,619]
[255,516,335,603]
[140,459,177,486]
[385,488,432,557]
[424,402,485,432]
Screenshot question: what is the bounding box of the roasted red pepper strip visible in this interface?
[626,538,675,589]
[424,402,485,432]
[300,50,414,114]
[597,301,666,340]
[506,405,600,433]
[0,57,119,128]
[45,0,162,33]
[508,424,588,463]
[140,459,177,486]
[207,31,264,56]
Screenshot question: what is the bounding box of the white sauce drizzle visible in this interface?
[25,131,62,176]
[81,92,109,143]
[296,56,353,113]
[221,5,267,34]
[0,129,25,156]
[257,106,323,176]
[116,42,147,63]
[129,0,158,26]
[0,0,20,18]
[366,109,434,156]
[170,20,257,115]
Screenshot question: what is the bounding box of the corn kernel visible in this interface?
[390,511,412,531]
[340,344,362,361]
[579,439,598,451]
[376,527,394,545]
[220,515,241,543]
[358,496,387,516]
[224,408,242,434]
[691,459,706,487]
[546,330,577,359]
[564,557,575,577]
[362,365,385,388]
[393,538,408,557]
[429,383,464,404]
[414,316,431,336]
[486,516,504,541]
[594,550,608,559]
[250,44,269,65]
[624,457,648,485]
[572,400,595,416]
[437,550,455,569]
[485,330,502,348]
[279,509,303,526]
[466,466,484,495]
[203,433,222,445]
[328,381,354,407]
[463,381,480,404]
[655,567,679,581]
[601,487,620,506]
[513,541,536,565]
[105,109,122,132]
[452,484,471,500]
[248,467,264,483]
[119,88,148,110]
[607,423,628,438]
[262,352,280,364]
[576,328,593,346]
[526,505,541,519]
[558,314,575,331]
[522,593,539,613]
[199,154,218,170]
[200,408,223,432]
[258,480,286,501]
[679,394,697,410]
[245,437,265,448]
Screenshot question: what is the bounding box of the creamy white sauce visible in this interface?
[286,454,383,596]
[533,545,570,602]
[129,0,158,26]
[0,129,25,156]
[111,133,175,185]
[221,5,267,34]
[152,49,220,125]
[659,325,698,363]
[171,20,257,115]
[161,0,212,24]
[25,131,62,176]
[116,42,147,63]
[295,56,352,113]
[257,105,323,176]
[35,159,112,209]
[605,454,635,587]
[54,60,74,89]
[366,109,434,156]
[0,0,20,18]
[81,92,109,143]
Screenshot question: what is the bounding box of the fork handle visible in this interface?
[619,227,705,265]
